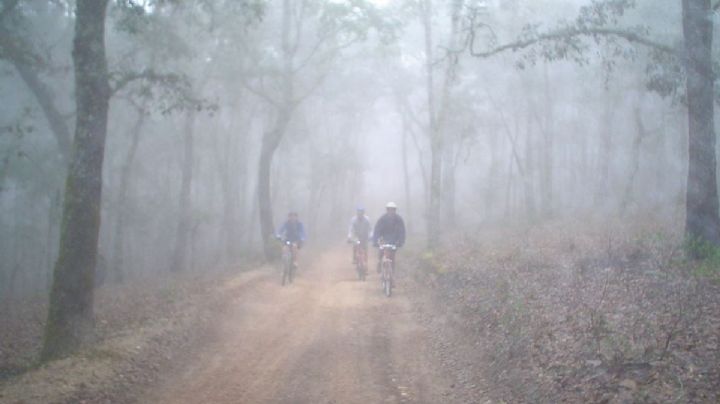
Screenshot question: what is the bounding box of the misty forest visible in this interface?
[1,0,720,402]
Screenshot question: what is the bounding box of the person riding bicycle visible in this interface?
[347,206,372,264]
[372,202,406,273]
[276,211,306,267]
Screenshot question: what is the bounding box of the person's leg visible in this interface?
[360,242,368,266]
[352,243,357,264]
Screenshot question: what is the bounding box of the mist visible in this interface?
[1,0,719,403]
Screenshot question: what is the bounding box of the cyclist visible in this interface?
[276,211,306,267]
[372,202,406,273]
[347,206,372,264]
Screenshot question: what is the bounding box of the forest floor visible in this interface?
[413,219,720,403]
[1,220,719,403]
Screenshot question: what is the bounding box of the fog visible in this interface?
[3,0,690,291]
[1,1,719,400]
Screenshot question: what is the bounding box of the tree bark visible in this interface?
[594,86,615,207]
[683,0,720,248]
[41,0,110,361]
[215,126,244,268]
[442,156,457,226]
[620,104,646,213]
[110,109,146,282]
[523,106,536,220]
[438,0,464,229]
[258,0,295,260]
[171,112,195,272]
[401,120,412,228]
[258,109,291,259]
[539,65,554,216]
[421,0,442,248]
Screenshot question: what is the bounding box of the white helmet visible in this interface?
[386,201,398,209]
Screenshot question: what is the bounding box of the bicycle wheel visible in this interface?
[382,261,392,297]
[361,250,368,281]
[281,254,290,286]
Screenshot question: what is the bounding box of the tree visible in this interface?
[398,0,466,246]
[41,0,111,360]
[109,100,148,283]
[170,110,196,273]
[418,0,443,248]
[243,0,384,259]
[683,0,719,248]
[0,0,73,167]
[466,0,720,249]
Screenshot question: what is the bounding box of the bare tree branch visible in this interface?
[469,26,675,59]
[239,77,280,107]
[110,69,182,95]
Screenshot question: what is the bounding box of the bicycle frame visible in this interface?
[353,240,368,280]
[281,241,298,285]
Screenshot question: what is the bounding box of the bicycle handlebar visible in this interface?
[276,237,296,246]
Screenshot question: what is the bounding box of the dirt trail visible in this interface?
[141,248,454,404]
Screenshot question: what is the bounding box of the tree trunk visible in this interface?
[438,0,464,229]
[683,0,720,248]
[211,115,241,267]
[595,86,615,208]
[401,119,412,228]
[504,150,515,219]
[258,0,295,260]
[620,104,646,213]
[41,0,110,361]
[442,158,457,226]
[45,189,61,291]
[258,110,292,259]
[539,65,554,216]
[110,110,146,282]
[523,106,537,220]
[220,143,242,268]
[171,112,195,272]
[421,0,442,248]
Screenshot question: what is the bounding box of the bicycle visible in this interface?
[379,244,396,297]
[349,239,368,281]
[279,240,297,286]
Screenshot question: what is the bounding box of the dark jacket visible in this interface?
[372,213,406,247]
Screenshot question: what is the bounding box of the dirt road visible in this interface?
[141,248,455,404]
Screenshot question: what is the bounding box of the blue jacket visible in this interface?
[277,220,306,243]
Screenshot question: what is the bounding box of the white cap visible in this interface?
[386,201,398,209]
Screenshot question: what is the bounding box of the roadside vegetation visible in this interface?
[414,218,720,403]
